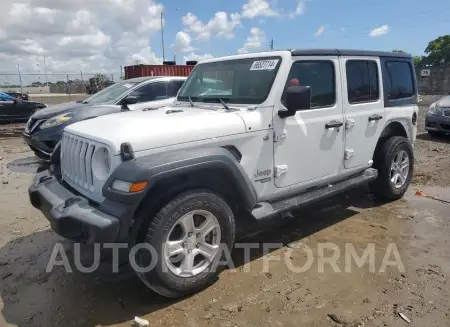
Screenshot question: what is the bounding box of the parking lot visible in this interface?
[0,105,449,327]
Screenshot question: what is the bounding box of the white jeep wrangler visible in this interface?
[29,49,418,298]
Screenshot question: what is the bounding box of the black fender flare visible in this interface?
[102,147,258,213]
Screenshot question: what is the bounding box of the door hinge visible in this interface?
[344,149,354,160]
[345,119,355,129]
[273,129,287,142]
[274,165,288,177]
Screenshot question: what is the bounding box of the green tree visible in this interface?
[424,35,450,65]
[413,56,425,67]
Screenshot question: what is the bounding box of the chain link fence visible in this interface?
[0,71,122,95]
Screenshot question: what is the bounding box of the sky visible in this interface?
[0,0,449,81]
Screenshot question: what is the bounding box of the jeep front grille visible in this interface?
[61,132,116,203]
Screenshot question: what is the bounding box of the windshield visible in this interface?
[177,57,281,105]
[83,81,138,104]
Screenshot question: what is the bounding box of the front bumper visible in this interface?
[425,113,450,133]
[29,170,120,243]
[22,125,65,160]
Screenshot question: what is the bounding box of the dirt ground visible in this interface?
[0,105,449,327]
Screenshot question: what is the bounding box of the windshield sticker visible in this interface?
[250,59,279,71]
[123,83,134,88]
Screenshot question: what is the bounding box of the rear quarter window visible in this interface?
[385,61,415,100]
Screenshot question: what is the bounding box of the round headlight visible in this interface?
[92,147,111,180]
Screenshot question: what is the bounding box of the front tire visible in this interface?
[134,190,235,298]
[371,136,414,200]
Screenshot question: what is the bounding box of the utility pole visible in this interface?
[43,54,48,87]
[269,38,274,50]
[173,54,176,63]
[161,12,166,62]
[16,64,23,94]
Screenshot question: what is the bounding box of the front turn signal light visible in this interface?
[111,179,148,193]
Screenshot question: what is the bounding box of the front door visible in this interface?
[273,57,345,188]
[341,58,385,169]
[127,81,169,111]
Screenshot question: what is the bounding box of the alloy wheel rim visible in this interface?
[164,209,221,277]
[390,150,410,189]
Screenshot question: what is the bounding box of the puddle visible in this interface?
[7,157,49,174]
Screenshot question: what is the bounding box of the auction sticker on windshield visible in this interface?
[250,59,279,71]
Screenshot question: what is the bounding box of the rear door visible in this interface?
[0,100,16,123]
[341,57,385,169]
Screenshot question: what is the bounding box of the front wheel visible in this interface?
[134,190,235,298]
[370,136,414,200]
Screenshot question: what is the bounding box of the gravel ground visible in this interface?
[0,105,449,327]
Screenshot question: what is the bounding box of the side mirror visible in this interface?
[278,86,311,118]
[120,96,138,110]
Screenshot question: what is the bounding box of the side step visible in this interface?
[251,168,378,220]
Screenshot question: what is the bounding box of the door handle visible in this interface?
[368,114,383,122]
[325,120,344,129]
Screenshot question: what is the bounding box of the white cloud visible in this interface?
[242,0,279,19]
[0,0,164,76]
[183,53,214,63]
[172,31,194,52]
[182,12,241,41]
[369,25,390,37]
[315,25,326,36]
[237,27,266,54]
[289,1,305,18]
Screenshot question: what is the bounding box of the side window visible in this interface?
[167,80,185,97]
[284,61,335,108]
[129,82,167,102]
[346,60,379,103]
[385,61,414,100]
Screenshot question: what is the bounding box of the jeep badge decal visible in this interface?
[254,169,272,183]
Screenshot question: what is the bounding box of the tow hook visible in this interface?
[64,197,81,208]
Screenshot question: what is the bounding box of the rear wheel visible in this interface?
[371,136,414,200]
[134,190,235,298]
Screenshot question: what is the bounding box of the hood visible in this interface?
[31,101,92,119]
[438,96,450,108]
[65,106,247,154]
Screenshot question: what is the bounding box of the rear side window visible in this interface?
[385,61,414,100]
[346,60,379,103]
[284,61,335,108]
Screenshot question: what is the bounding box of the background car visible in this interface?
[6,92,29,101]
[425,95,450,136]
[23,76,187,160]
[0,92,47,124]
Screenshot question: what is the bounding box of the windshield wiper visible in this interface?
[188,96,195,107]
[219,98,230,111]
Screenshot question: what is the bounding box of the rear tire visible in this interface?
[370,136,414,200]
[133,190,235,298]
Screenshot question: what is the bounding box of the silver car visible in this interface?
[425,95,450,136]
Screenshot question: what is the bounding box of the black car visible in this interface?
[0,93,47,124]
[6,92,29,101]
[23,76,187,160]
